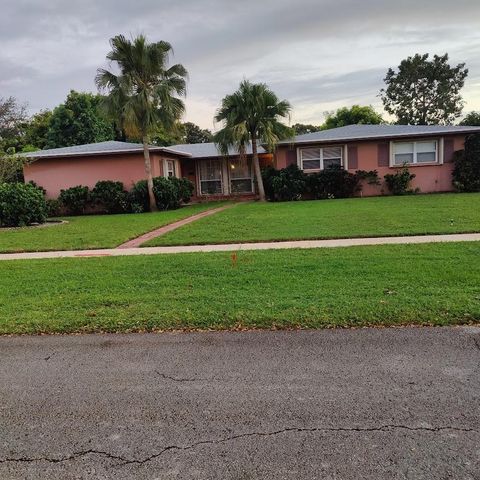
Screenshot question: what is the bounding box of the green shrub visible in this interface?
[129,180,149,213]
[261,165,280,201]
[307,166,362,199]
[169,177,194,204]
[91,180,129,214]
[261,164,306,201]
[384,166,416,195]
[45,199,62,217]
[59,185,90,215]
[153,177,180,210]
[0,182,47,227]
[130,177,194,211]
[452,134,480,192]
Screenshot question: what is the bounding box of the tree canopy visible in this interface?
[459,112,480,126]
[96,34,188,211]
[321,105,384,130]
[45,90,115,148]
[380,53,468,125]
[0,97,27,154]
[181,122,213,144]
[214,80,293,201]
[292,123,322,135]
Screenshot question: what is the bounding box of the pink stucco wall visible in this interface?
[23,152,179,198]
[275,134,466,196]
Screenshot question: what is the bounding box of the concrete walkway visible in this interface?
[117,204,232,248]
[1,232,479,261]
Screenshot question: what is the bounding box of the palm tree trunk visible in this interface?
[251,135,266,201]
[142,137,157,212]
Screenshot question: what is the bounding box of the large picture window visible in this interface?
[393,141,437,165]
[199,159,223,195]
[299,146,343,171]
[229,158,253,193]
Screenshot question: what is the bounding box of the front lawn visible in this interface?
[0,203,223,253]
[1,242,479,334]
[145,193,480,246]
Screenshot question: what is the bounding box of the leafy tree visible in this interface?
[380,53,468,125]
[45,91,115,148]
[23,110,52,150]
[96,34,187,211]
[321,105,384,130]
[459,112,480,126]
[0,97,27,153]
[150,123,184,146]
[292,123,321,135]
[181,122,213,143]
[214,80,293,201]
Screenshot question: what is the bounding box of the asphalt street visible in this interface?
[1,327,479,479]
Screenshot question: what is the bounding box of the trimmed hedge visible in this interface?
[131,176,195,212]
[0,182,47,227]
[59,185,90,215]
[91,180,129,214]
[262,164,379,201]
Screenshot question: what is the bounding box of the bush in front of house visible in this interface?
[262,164,306,201]
[306,166,363,199]
[0,182,47,227]
[452,134,480,192]
[169,177,194,204]
[384,166,416,195]
[58,185,90,215]
[91,180,129,214]
[45,198,62,217]
[130,176,195,212]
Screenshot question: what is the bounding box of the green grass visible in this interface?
[145,193,480,246]
[1,242,479,334]
[0,203,223,253]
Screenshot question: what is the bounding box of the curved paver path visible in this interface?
[116,204,233,249]
[0,233,479,260]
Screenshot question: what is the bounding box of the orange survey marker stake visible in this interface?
[231,252,238,268]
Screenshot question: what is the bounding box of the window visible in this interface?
[299,146,343,171]
[229,158,253,193]
[199,159,223,195]
[165,160,175,177]
[393,141,437,165]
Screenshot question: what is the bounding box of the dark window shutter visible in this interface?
[377,143,390,167]
[286,149,297,167]
[347,145,358,170]
[443,138,455,163]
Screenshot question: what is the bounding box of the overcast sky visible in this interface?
[1,0,480,129]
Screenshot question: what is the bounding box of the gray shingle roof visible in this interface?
[23,141,191,159]
[22,140,266,160]
[168,142,266,158]
[279,124,480,145]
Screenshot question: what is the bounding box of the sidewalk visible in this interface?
[1,233,479,260]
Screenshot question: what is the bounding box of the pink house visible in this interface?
[23,141,272,200]
[23,124,480,200]
[275,124,480,196]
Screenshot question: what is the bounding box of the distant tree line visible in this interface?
[0,91,213,155]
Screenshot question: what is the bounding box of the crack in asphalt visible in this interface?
[1,425,476,467]
[473,337,480,353]
[154,370,202,383]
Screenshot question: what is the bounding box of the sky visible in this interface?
[1,0,480,129]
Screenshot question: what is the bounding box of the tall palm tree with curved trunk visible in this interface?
[214,80,293,201]
[96,34,187,211]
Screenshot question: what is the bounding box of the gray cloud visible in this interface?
[1,0,480,127]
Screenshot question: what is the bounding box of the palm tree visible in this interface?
[214,80,293,201]
[96,34,187,211]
